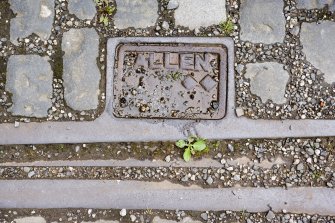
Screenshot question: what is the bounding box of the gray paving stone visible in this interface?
[14,216,46,223]
[6,55,53,118]
[174,0,226,29]
[300,21,335,84]
[240,0,285,44]
[62,28,100,111]
[245,62,289,104]
[9,0,54,45]
[296,0,335,11]
[114,0,158,29]
[68,0,97,20]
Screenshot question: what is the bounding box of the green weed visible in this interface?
[176,136,208,162]
[95,0,115,26]
[219,18,234,35]
[167,71,183,81]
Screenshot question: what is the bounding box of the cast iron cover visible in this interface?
[113,43,227,120]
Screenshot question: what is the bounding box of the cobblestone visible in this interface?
[113,0,158,29]
[9,0,54,45]
[5,55,53,118]
[245,62,289,104]
[240,0,285,43]
[174,0,226,29]
[300,21,335,84]
[296,0,335,11]
[62,28,100,111]
[68,0,97,20]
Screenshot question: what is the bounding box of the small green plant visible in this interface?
[312,171,322,180]
[176,136,208,162]
[167,71,183,81]
[219,18,234,35]
[95,0,115,26]
[145,208,153,215]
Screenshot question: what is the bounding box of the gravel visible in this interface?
[1,208,334,223]
[206,176,214,185]
[235,108,244,117]
[167,0,179,10]
[119,209,126,217]
[200,213,208,221]
[130,215,136,222]
[266,210,275,221]
[0,136,334,189]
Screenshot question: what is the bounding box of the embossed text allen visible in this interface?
[134,52,214,72]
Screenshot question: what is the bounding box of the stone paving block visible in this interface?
[240,0,285,44]
[9,0,54,45]
[300,21,335,84]
[62,28,100,111]
[68,0,97,20]
[114,0,158,29]
[5,55,53,118]
[174,0,226,29]
[245,62,289,104]
[296,0,335,11]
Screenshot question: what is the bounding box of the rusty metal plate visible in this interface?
[113,43,228,120]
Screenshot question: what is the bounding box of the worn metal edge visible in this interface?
[0,180,334,215]
[0,37,334,145]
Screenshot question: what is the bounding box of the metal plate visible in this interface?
[113,43,228,119]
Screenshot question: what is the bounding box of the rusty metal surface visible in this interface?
[113,44,227,120]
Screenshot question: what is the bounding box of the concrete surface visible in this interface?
[0,180,334,215]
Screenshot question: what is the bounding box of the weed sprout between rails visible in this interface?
[175,136,209,162]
